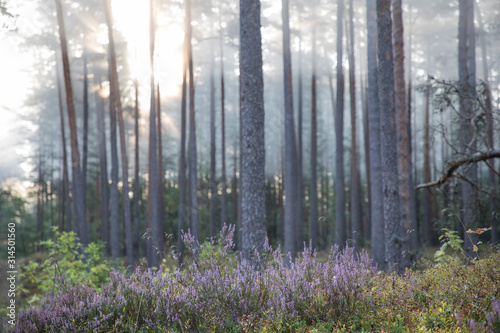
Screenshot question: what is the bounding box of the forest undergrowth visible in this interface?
[7,225,500,332]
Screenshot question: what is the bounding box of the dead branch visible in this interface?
[416,149,500,189]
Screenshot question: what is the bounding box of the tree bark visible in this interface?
[423,87,433,245]
[310,30,318,251]
[377,0,400,269]
[240,0,266,260]
[177,18,188,267]
[55,0,88,246]
[103,0,134,269]
[95,88,110,255]
[282,0,299,260]
[458,0,478,259]
[186,0,199,247]
[348,0,361,252]
[133,79,140,261]
[210,39,217,238]
[392,0,411,267]
[335,0,346,249]
[147,0,161,267]
[367,0,384,267]
[219,7,228,231]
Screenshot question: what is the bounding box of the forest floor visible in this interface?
[2,230,500,332]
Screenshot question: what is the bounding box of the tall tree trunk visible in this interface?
[240,0,266,260]
[367,0,384,267]
[36,142,45,251]
[423,87,433,245]
[297,35,304,250]
[103,0,134,269]
[177,21,188,267]
[377,0,400,269]
[56,62,71,233]
[392,0,411,267]
[82,44,89,210]
[459,0,478,259]
[361,76,371,243]
[186,0,199,247]
[406,7,419,251]
[157,83,165,237]
[210,40,217,238]
[95,89,110,255]
[133,79,140,261]
[147,0,161,267]
[219,7,228,230]
[310,30,318,251]
[475,0,497,245]
[335,0,346,248]
[282,0,299,260]
[55,0,88,246]
[348,0,361,252]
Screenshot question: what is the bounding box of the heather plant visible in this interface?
[14,225,376,332]
[19,228,117,306]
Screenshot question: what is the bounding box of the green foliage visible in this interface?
[20,227,119,306]
[434,228,464,262]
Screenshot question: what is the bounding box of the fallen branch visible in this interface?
[416,149,500,189]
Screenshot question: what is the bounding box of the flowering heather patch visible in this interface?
[13,225,375,332]
[13,226,500,332]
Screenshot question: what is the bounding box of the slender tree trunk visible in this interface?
[103,0,134,268]
[240,0,267,260]
[335,0,346,248]
[36,143,45,251]
[56,62,71,233]
[367,0,384,267]
[348,0,361,252]
[95,89,110,255]
[406,8,419,251]
[475,0,497,245]
[377,0,400,269]
[148,0,162,267]
[459,0,478,259]
[282,0,299,260]
[82,44,89,209]
[423,88,433,245]
[219,9,228,230]
[133,79,140,261]
[310,30,318,251]
[210,40,217,238]
[297,36,304,250]
[361,76,371,243]
[55,0,87,246]
[186,0,199,247]
[177,21,188,267]
[157,83,165,238]
[392,0,411,267]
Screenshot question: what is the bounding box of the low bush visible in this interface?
[12,226,500,332]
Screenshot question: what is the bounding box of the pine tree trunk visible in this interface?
[103,0,134,269]
[177,25,188,266]
[297,36,304,250]
[210,40,217,238]
[56,62,71,233]
[219,8,228,230]
[239,0,267,260]
[310,30,318,251]
[459,0,478,259]
[348,0,361,252]
[186,0,199,247]
[377,0,401,269]
[82,45,89,211]
[367,0,384,267]
[423,88,432,245]
[282,0,299,261]
[392,0,411,267]
[133,79,140,261]
[335,0,346,248]
[55,0,88,246]
[95,89,110,255]
[157,83,165,239]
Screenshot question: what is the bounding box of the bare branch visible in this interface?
[416,149,500,189]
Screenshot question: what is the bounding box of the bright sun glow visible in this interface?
[111,0,184,102]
